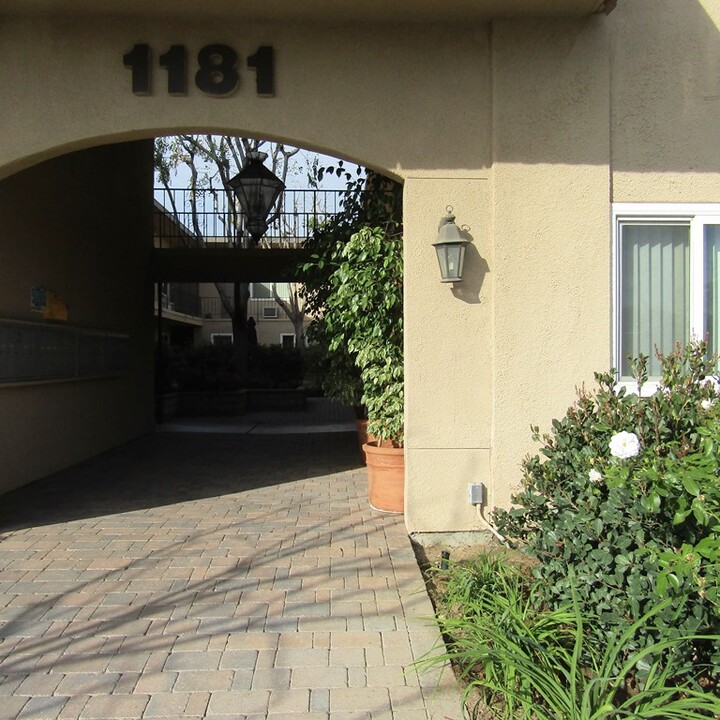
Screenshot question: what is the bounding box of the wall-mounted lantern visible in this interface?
[227,151,285,244]
[433,207,469,283]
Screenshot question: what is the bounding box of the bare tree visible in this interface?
[155,135,302,381]
[272,282,306,350]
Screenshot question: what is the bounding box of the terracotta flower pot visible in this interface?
[363,441,404,514]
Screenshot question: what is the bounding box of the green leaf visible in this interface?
[694,537,720,560]
[641,492,661,514]
[681,475,701,496]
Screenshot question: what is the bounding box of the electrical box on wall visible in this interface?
[467,483,485,506]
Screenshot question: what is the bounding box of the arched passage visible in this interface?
[0,132,408,494]
[0,141,156,488]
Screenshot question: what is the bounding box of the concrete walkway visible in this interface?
[0,412,461,719]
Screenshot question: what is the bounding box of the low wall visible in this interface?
[163,389,306,418]
[247,389,306,411]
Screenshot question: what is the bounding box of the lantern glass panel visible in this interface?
[435,243,465,282]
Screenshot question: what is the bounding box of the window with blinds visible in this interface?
[614,204,720,383]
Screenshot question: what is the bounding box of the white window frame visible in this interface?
[613,202,720,393]
[262,306,279,319]
[210,332,233,345]
[280,333,296,348]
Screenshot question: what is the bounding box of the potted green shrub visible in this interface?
[322,224,404,512]
[300,169,404,493]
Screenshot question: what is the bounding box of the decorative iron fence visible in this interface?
[154,187,347,250]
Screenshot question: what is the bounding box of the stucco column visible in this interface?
[403,175,493,534]
[490,18,613,511]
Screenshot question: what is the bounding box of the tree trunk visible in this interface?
[292,315,306,351]
[231,282,250,384]
[272,283,306,352]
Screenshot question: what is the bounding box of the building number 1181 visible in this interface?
[123,44,274,98]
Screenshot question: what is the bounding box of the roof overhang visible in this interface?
[0,0,618,21]
[152,248,310,283]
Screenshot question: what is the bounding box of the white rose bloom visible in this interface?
[701,398,716,411]
[609,431,641,460]
[701,376,720,396]
[588,469,603,484]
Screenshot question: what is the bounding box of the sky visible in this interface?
[154,138,362,191]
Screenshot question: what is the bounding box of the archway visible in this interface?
[0,129,404,491]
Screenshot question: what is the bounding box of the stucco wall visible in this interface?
[403,16,614,531]
[404,177,493,531]
[487,17,613,514]
[0,142,155,493]
[0,16,490,181]
[194,282,310,347]
[610,0,720,202]
[197,317,307,348]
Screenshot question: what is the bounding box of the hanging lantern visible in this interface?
[227,150,285,244]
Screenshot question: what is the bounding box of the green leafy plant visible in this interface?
[161,344,240,391]
[422,554,720,720]
[246,345,305,389]
[425,553,555,719]
[311,347,364,411]
[299,171,403,440]
[494,340,720,676]
[326,225,403,444]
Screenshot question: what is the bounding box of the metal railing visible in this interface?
[154,187,348,250]
[199,296,289,322]
[155,284,202,317]
[199,296,230,319]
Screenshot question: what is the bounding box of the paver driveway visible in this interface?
[0,430,460,719]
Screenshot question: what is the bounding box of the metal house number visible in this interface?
[123,44,274,97]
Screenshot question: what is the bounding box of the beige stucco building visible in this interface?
[1,0,719,536]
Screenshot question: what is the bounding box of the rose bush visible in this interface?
[495,341,720,679]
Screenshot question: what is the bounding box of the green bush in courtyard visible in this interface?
[162,343,304,391]
[162,344,240,391]
[247,344,305,389]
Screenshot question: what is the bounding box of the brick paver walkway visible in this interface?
[0,428,460,719]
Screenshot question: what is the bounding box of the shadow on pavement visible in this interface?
[0,431,364,533]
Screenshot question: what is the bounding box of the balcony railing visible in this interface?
[199,296,290,322]
[156,284,202,317]
[154,187,348,250]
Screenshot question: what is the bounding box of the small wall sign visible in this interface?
[31,287,68,321]
[31,286,47,313]
[123,44,275,97]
